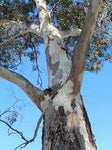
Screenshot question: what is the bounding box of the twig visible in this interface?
[6,100,19,111]
[0,110,11,118]
[0,114,43,150]
[50,0,61,14]
[0,100,19,118]
[14,114,43,150]
[30,40,43,88]
[0,30,29,46]
[0,6,25,21]
[0,119,28,141]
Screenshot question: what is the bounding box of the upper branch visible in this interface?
[0,20,41,46]
[0,5,24,21]
[0,20,40,36]
[70,0,104,94]
[60,28,81,39]
[0,30,28,46]
[0,65,45,110]
[34,0,72,88]
[34,0,51,32]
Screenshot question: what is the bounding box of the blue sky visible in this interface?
[0,50,112,150]
[82,63,112,150]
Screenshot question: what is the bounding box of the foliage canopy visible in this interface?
[0,0,112,72]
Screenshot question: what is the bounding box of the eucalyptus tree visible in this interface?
[0,0,112,150]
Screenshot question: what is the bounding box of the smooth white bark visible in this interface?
[34,0,71,87]
[0,65,44,109]
[60,28,81,39]
[43,79,97,150]
[0,0,104,149]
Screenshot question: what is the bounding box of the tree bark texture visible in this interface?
[0,0,104,150]
[40,0,103,150]
[42,87,97,150]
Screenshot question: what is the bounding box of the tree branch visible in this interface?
[0,30,29,46]
[14,114,43,150]
[0,119,28,141]
[0,114,43,150]
[34,0,51,30]
[0,65,45,110]
[60,28,81,39]
[0,20,40,36]
[50,0,61,15]
[0,6,25,21]
[70,0,104,95]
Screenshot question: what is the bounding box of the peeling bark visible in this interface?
[0,0,104,149]
[45,34,71,87]
[34,0,71,87]
[42,84,97,150]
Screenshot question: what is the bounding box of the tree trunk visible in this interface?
[41,81,97,150]
[0,0,104,149]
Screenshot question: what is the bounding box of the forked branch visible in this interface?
[0,114,43,150]
[14,114,43,150]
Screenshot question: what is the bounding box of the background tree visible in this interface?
[0,0,112,150]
